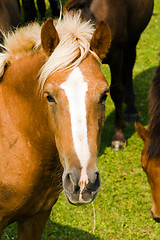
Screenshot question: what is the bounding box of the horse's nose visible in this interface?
[63,169,101,205]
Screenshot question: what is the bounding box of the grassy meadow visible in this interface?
[2,0,160,239]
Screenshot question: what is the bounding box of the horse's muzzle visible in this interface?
[63,170,101,205]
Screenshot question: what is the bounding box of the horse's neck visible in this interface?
[0,53,58,161]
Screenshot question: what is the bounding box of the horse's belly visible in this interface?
[90,0,153,41]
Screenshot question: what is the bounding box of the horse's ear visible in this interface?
[135,121,149,143]
[90,21,111,60]
[41,18,59,56]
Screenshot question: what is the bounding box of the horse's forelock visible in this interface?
[38,12,99,93]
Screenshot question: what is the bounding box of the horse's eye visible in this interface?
[47,94,55,103]
[99,91,108,104]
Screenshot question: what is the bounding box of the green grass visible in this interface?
[2,0,160,239]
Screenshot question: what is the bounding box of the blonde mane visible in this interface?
[39,12,100,91]
[0,12,100,91]
[0,22,41,77]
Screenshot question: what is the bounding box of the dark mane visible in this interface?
[148,65,160,158]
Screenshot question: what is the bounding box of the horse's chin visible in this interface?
[64,191,97,206]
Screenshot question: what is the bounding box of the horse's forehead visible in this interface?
[79,54,108,88]
[45,54,107,92]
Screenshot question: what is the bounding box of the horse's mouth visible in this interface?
[64,190,98,206]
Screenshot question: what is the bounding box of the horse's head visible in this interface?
[40,14,111,205]
[136,121,160,222]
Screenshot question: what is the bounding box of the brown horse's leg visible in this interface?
[123,40,139,122]
[22,0,37,23]
[0,217,10,239]
[109,48,125,150]
[0,227,4,239]
[37,0,46,19]
[0,225,5,239]
[49,0,60,17]
[18,209,51,240]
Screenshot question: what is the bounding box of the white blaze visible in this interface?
[60,67,90,183]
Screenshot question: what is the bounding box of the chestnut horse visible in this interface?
[136,65,160,222]
[0,12,111,239]
[65,0,154,150]
[0,0,20,45]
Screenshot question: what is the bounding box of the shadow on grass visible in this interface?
[100,66,156,154]
[2,220,99,240]
[43,219,100,240]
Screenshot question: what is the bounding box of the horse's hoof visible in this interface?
[125,113,138,123]
[111,140,126,151]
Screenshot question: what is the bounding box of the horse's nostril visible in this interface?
[65,172,76,184]
[63,173,75,193]
[66,173,71,183]
[63,170,81,193]
[91,171,101,192]
[75,185,80,192]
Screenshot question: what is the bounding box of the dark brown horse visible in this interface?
[136,65,160,223]
[0,12,111,239]
[65,0,154,150]
[0,0,20,44]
